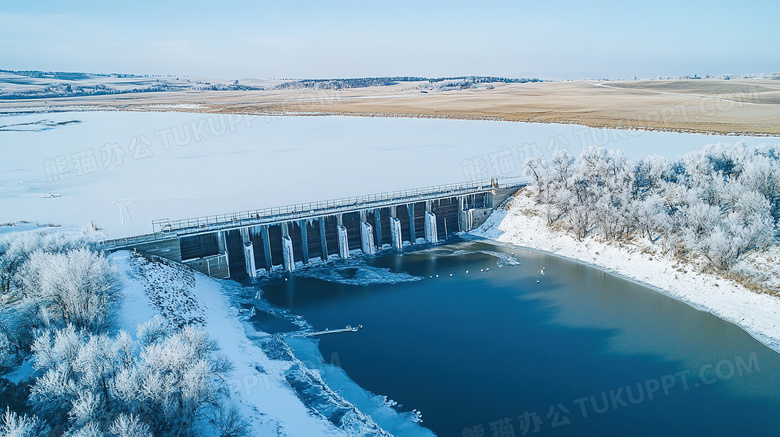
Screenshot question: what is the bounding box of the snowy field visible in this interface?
[1,111,776,238]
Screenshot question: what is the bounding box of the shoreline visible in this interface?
[3,104,780,138]
[470,192,780,354]
[465,235,780,354]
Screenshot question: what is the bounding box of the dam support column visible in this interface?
[217,231,228,254]
[299,220,310,265]
[219,231,230,273]
[243,242,257,278]
[337,225,350,259]
[425,211,438,244]
[408,203,416,243]
[374,209,382,248]
[319,217,328,261]
[360,221,376,255]
[239,227,257,277]
[458,196,472,232]
[282,236,295,272]
[390,216,403,250]
[260,226,272,271]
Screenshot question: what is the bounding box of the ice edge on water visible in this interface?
[293,258,422,286]
[234,281,434,436]
[285,336,437,437]
[406,241,522,267]
[474,249,522,266]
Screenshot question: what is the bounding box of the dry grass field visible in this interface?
[4,79,780,136]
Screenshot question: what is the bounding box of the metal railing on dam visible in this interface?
[101,178,526,279]
[101,177,525,250]
[99,232,178,251]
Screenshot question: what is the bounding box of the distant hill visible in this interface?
[274,76,543,90]
[0,70,269,99]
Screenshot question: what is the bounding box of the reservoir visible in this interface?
[250,239,780,436]
[2,111,776,239]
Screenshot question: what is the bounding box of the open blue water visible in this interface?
[251,240,780,436]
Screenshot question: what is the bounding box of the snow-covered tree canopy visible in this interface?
[0,234,248,437]
[28,322,227,437]
[524,142,779,270]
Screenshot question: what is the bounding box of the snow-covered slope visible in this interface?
[112,251,389,436]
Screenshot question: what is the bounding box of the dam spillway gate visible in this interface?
[101,179,525,279]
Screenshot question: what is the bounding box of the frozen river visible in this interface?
[1,111,776,238]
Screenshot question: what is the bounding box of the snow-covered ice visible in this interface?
[1,111,776,239]
[293,258,422,286]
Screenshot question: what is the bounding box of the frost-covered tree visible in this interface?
[524,142,778,271]
[0,332,13,372]
[16,248,119,333]
[135,316,170,347]
[632,195,670,242]
[550,149,575,188]
[569,203,592,241]
[65,421,103,437]
[523,157,551,203]
[1,232,246,436]
[210,405,249,437]
[0,232,91,358]
[29,325,86,422]
[0,232,92,294]
[136,325,220,434]
[739,156,780,219]
[28,323,231,437]
[0,408,49,437]
[634,155,673,195]
[107,414,151,437]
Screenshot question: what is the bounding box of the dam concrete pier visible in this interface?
[101,179,524,279]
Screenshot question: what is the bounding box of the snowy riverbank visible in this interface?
[113,250,390,436]
[471,190,780,353]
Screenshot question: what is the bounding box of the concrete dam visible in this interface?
[102,179,525,279]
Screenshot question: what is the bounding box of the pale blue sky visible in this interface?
[1,0,777,79]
